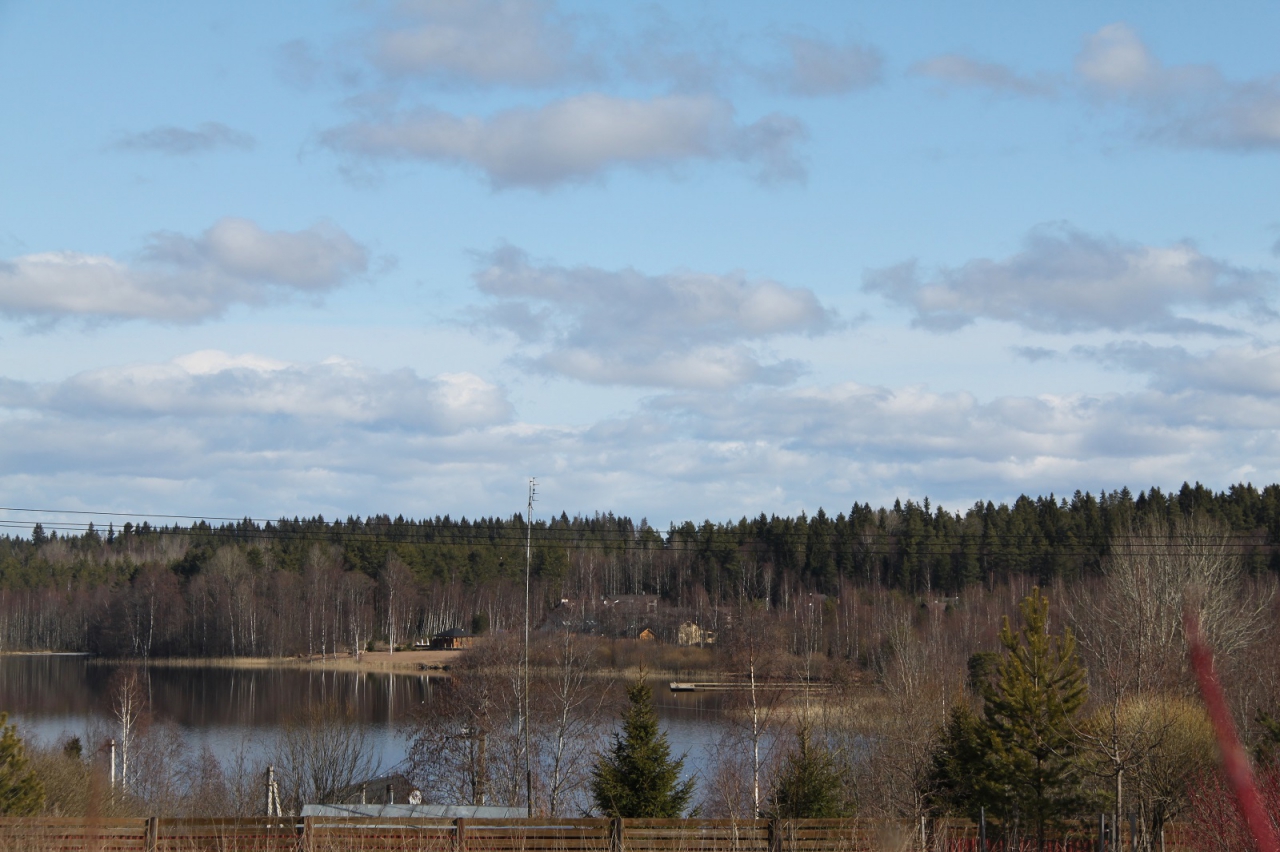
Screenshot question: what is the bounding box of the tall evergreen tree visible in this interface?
[983,587,1088,846]
[768,725,851,818]
[591,678,695,817]
[0,714,44,816]
[929,700,995,818]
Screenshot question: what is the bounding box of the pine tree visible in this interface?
[591,678,695,817]
[768,726,851,818]
[0,714,44,816]
[982,587,1088,846]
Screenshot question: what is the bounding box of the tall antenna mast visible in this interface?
[524,477,537,817]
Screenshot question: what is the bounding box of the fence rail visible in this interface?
[0,817,1187,852]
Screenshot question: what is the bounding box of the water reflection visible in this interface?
[0,654,732,786]
[0,655,443,727]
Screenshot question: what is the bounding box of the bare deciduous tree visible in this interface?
[109,667,148,794]
[271,700,380,814]
[405,636,522,807]
[1068,516,1268,847]
[532,632,613,815]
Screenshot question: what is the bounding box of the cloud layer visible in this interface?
[1075,23,1280,150]
[864,226,1273,334]
[0,219,369,323]
[370,0,588,86]
[323,94,805,187]
[1083,342,1280,397]
[473,246,832,387]
[0,351,510,433]
[771,37,882,96]
[6,350,1279,522]
[111,122,256,155]
[915,22,1280,150]
[910,54,1054,97]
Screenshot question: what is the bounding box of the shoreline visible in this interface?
[0,649,726,680]
[3,649,462,674]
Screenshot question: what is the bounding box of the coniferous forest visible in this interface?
[1,481,1278,658]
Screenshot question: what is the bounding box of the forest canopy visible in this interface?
[1,481,1278,657]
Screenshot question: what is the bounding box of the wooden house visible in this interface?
[431,628,477,650]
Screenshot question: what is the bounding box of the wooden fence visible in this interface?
[0,817,1188,852]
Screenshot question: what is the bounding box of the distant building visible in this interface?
[601,594,660,614]
[333,773,417,805]
[638,628,656,642]
[431,628,477,650]
[677,622,715,646]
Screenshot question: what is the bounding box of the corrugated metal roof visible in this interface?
[302,803,526,819]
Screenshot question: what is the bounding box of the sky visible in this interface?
[2,1,1280,526]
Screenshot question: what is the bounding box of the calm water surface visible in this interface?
[0,654,731,794]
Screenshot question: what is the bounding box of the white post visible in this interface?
[524,478,536,817]
[109,739,116,789]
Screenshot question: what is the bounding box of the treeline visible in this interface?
[1,481,1279,657]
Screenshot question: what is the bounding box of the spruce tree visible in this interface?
[591,678,695,817]
[768,726,851,818]
[0,714,44,816]
[928,700,995,818]
[982,587,1087,845]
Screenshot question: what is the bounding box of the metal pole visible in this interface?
[524,478,536,817]
[109,739,116,790]
[979,806,986,852]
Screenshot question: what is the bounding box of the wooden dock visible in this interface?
[668,682,830,692]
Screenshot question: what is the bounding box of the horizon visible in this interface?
[5,477,1270,540]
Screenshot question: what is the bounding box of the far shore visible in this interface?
[0,649,725,681]
[3,648,463,674]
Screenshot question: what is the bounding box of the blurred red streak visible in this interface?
[1185,609,1280,852]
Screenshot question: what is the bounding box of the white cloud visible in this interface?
[322,93,805,188]
[371,0,588,86]
[639,379,1280,508]
[1082,341,1280,397]
[910,54,1055,97]
[472,246,831,388]
[5,355,1280,524]
[1076,22,1280,150]
[864,225,1273,334]
[0,351,510,433]
[110,122,255,155]
[772,37,882,96]
[0,218,369,323]
[911,25,1280,150]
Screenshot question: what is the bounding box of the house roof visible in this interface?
[303,804,526,820]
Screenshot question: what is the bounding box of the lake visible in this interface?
[0,653,739,801]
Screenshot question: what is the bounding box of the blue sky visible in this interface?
[2,1,1280,525]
